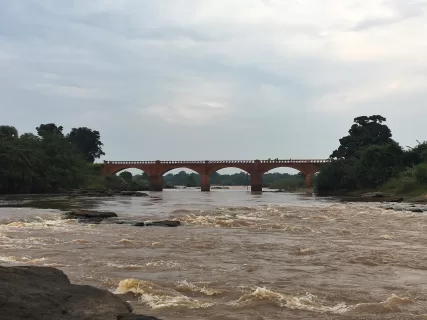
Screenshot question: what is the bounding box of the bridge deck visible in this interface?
[104,159,329,165]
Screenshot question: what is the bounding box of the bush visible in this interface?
[415,163,427,184]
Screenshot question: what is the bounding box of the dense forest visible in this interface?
[316,115,427,196]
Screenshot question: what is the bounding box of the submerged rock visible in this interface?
[0,266,157,320]
[117,315,163,320]
[144,220,181,227]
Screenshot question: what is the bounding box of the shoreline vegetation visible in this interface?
[1,115,426,201]
[315,115,427,201]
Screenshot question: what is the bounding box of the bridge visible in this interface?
[101,159,330,192]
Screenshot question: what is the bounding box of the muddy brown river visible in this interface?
[1,189,426,319]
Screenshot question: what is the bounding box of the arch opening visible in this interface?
[106,168,149,191]
[262,167,305,191]
[210,168,250,189]
[162,168,201,189]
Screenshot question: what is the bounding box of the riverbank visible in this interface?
[0,265,162,320]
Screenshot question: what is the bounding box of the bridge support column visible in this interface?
[250,172,263,192]
[200,174,210,192]
[149,174,163,191]
[305,173,313,188]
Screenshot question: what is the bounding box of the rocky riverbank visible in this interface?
[0,265,162,320]
[335,192,427,212]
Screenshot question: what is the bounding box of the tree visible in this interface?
[0,125,18,140]
[403,141,427,167]
[186,174,197,187]
[316,160,358,192]
[331,115,393,159]
[67,127,105,163]
[119,171,133,182]
[20,133,39,141]
[36,123,64,138]
[355,143,404,188]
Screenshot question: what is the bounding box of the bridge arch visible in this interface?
[259,164,321,189]
[102,164,153,176]
[208,165,251,175]
[162,167,202,188]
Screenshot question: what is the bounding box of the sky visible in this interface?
[1,0,427,169]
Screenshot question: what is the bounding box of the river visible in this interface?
[0,189,426,319]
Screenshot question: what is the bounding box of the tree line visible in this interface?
[0,124,104,194]
[315,115,427,195]
[3,115,425,195]
[0,123,305,194]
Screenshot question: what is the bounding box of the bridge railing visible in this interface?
[103,159,330,165]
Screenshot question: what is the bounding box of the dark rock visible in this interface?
[410,208,424,213]
[63,210,118,220]
[386,197,404,203]
[132,222,145,227]
[0,265,143,320]
[77,217,104,224]
[117,314,163,320]
[145,220,180,227]
[121,191,137,196]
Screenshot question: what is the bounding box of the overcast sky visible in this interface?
[1,0,427,166]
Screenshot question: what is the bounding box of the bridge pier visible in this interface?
[149,175,163,191]
[200,174,210,192]
[250,173,263,192]
[305,174,313,188]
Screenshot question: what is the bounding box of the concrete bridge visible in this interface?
[101,159,329,192]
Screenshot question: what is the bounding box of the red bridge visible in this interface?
[101,159,329,192]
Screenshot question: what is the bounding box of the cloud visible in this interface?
[0,0,426,162]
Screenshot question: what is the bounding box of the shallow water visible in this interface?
[1,189,427,319]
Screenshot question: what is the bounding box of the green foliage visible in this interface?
[0,125,19,140]
[331,115,393,160]
[316,160,358,192]
[67,127,105,163]
[186,174,197,187]
[403,141,427,166]
[317,114,427,195]
[414,163,427,184]
[355,143,404,188]
[119,171,133,182]
[381,169,424,196]
[36,123,64,138]
[269,176,305,189]
[0,123,104,194]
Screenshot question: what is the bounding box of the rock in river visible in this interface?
[144,220,181,227]
[0,266,161,320]
[63,209,118,220]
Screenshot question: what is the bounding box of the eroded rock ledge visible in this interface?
[0,266,162,320]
